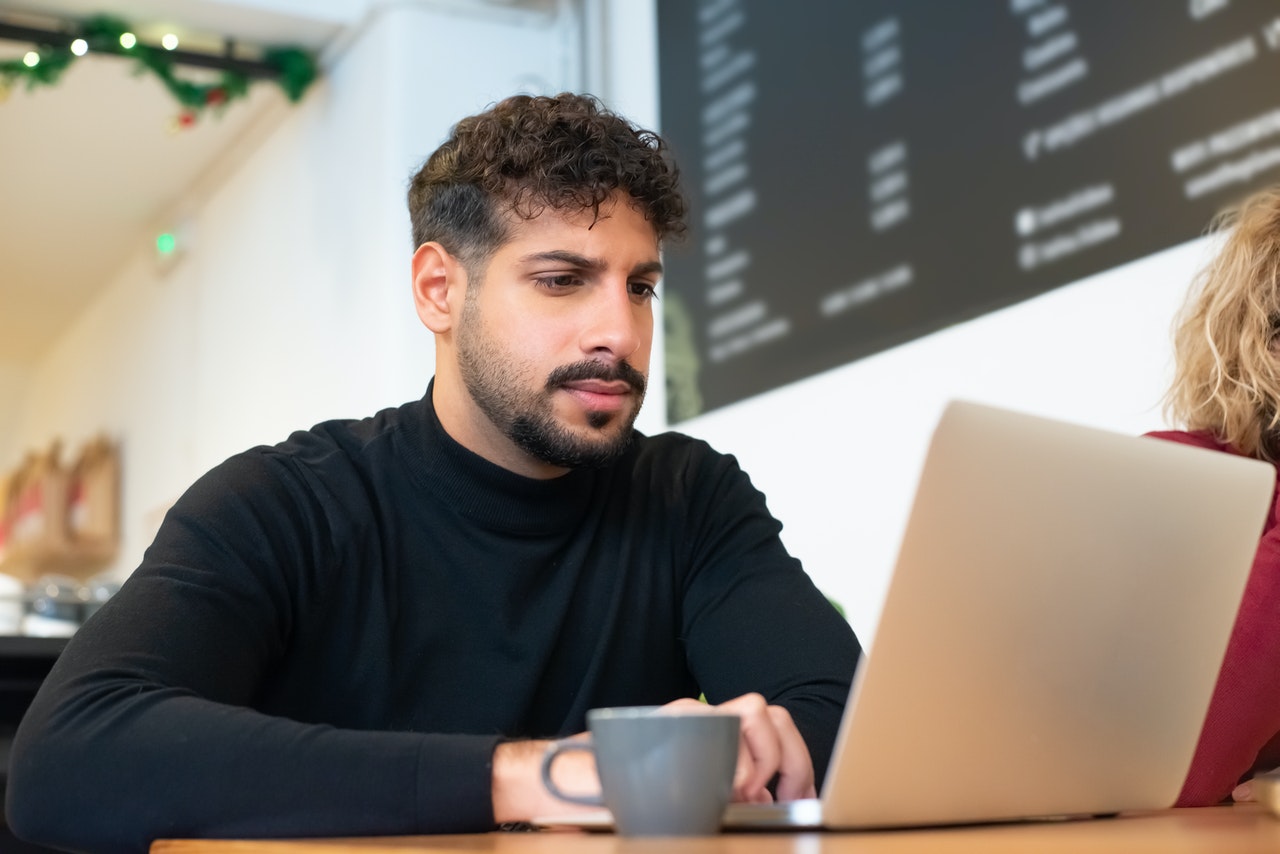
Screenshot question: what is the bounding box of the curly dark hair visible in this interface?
[407,92,687,268]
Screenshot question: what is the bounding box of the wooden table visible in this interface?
[152,803,1280,853]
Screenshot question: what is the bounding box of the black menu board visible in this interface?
[657,0,1280,421]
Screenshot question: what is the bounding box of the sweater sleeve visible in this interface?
[1175,518,1280,805]
[5,452,501,853]
[1143,431,1280,806]
[673,443,861,787]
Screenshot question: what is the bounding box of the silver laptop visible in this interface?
[724,399,1274,830]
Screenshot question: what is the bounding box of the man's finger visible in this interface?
[721,693,782,801]
[731,729,764,802]
[766,704,816,800]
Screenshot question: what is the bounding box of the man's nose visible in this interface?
[579,282,645,359]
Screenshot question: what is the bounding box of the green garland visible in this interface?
[0,15,317,123]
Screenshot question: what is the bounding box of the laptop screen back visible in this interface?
[821,401,1274,828]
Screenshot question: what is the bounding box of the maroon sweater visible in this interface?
[1147,430,1280,805]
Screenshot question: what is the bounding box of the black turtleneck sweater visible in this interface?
[8,385,859,853]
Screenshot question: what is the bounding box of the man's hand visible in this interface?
[490,693,814,825]
[661,693,816,804]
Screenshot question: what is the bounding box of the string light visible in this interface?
[0,14,318,125]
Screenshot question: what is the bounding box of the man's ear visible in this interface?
[412,242,464,333]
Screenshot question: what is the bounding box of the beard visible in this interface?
[456,296,647,470]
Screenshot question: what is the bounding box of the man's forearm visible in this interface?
[492,737,599,823]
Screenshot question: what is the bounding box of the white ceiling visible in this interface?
[0,0,353,367]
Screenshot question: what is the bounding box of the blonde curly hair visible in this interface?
[1166,184,1280,461]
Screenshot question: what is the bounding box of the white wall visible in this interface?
[7,0,575,580]
[7,0,1216,651]
[0,365,28,465]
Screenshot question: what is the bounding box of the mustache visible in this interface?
[547,360,647,395]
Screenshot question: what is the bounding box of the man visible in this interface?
[8,93,859,853]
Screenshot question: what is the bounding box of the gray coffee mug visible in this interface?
[541,706,740,836]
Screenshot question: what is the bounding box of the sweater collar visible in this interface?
[400,380,613,534]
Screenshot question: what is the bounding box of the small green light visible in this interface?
[156,232,177,255]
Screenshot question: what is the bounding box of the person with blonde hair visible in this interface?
[1148,183,1280,806]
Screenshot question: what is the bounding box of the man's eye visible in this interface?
[533,274,582,290]
[629,282,659,301]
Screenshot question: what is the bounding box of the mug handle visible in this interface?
[540,738,605,807]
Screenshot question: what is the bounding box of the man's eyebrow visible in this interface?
[519,251,664,277]
[632,260,665,277]
[519,250,605,271]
